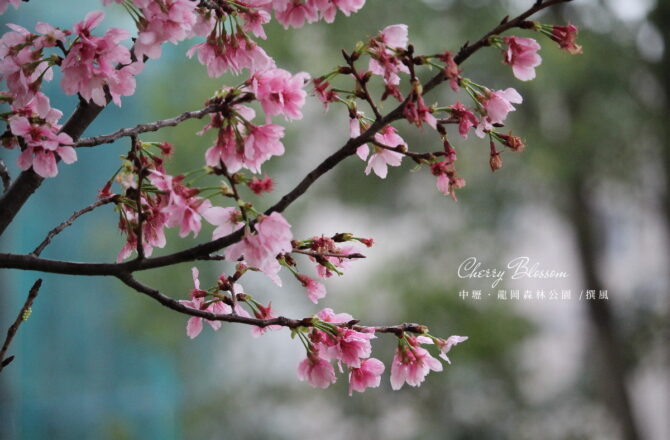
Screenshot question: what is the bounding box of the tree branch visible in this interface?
[116,271,425,335]
[0,0,572,277]
[0,279,42,372]
[75,102,226,148]
[0,159,10,193]
[31,196,118,257]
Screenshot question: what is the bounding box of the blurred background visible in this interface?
[1,0,668,439]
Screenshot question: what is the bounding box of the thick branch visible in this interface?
[0,278,42,372]
[31,196,118,257]
[75,102,224,148]
[0,159,10,193]
[116,272,425,335]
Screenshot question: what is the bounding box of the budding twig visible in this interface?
[30,196,118,257]
[0,279,42,372]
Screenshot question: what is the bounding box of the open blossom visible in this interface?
[448,101,479,139]
[297,274,327,303]
[202,206,244,240]
[550,24,582,54]
[297,350,337,388]
[203,105,285,173]
[246,68,309,120]
[361,125,406,178]
[325,328,375,368]
[61,11,142,106]
[436,335,468,364]
[8,95,76,178]
[349,358,385,395]
[180,268,230,339]
[274,0,319,29]
[390,336,443,390]
[503,36,542,81]
[225,212,293,283]
[475,88,523,137]
[133,0,198,59]
[368,24,409,87]
[273,0,366,28]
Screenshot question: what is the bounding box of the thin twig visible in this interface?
[75,102,225,148]
[292,249,366,259]
[0,279,42,372]
[31,196,118,257]
[116,272,425,335]
[0,159,11,193]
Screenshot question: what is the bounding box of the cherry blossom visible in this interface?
[475,88,523,137]
[390,336,443,390]
[180,268,229,339]
[550,24,582,55]
[349,358,385,395]
[202,206,244,240]
[448,101,479,139]
[61,11,142,106]
[435,335,469,364]
[297,350,337,388]
[297,274,327,303]
[246,68,309,120]
[225,212,293,282]
[362,126,406,179]
[503,36,542,81]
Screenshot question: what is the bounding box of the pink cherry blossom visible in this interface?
[187,33,274,77]
[8,96,76,178]
[317,307,353,324]
[403,93,437,129]
[225,212,293,282]
[327,328,375,368]
[436,335,468,364]
[297,274,327,303]
[180,268,230,339]
[550,24,582,55]
[297,350,337,388]
[368,24,409,88]
[430,161,465,200]
[275,1,319,29]
[390,336,443,390]
[448,101,478,139]
[60,11,142,107]
[363,126,406,178]
[246,68,309,120]
[475,88,522,137]
[349,358,385,395]
[134,0,198,59]
[503,36,542,81]
[202,206,244,240]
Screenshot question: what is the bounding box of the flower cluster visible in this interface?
[61,11,142,107]
[5,93,76,178]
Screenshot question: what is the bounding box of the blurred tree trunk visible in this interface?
[649,3,670,439]
[569,179,641,440]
